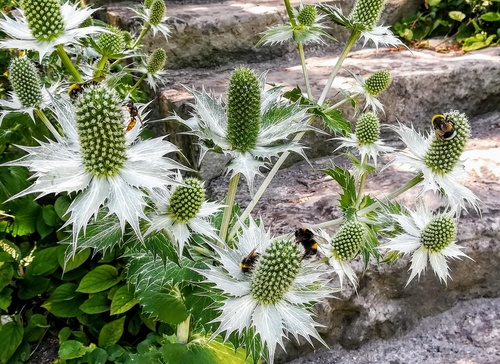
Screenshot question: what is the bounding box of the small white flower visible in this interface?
[0,2,106,61]
[380,204,469,286]
[3,92,186,246]
[195,217,335,363]
[145,175,224,257]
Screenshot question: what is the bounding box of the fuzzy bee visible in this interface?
[240,248,260,273]
[432,114,456,141]
[68,80,99,101]
[123,100,143,131]
[294,227,328,259]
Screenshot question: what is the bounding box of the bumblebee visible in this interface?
[68,80,99,100]
[432,114,456,141]
[240,248,260,273]
[123,100,144,131]
[294,227,328,259]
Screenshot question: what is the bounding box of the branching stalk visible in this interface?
[219,173,240,242]
[35,109,60,139]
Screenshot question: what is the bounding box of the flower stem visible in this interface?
[56,45,83,83]
[35,109,60,139]
[355,155,368,208]
[323,92,360,113]
[298,43,313,99]
[131,24,151,49]
[176,314,190,344]
[317,30,360,106]
[283,0,297,27]
[219,173,240,242]
[93,55,109,80]
[128,74,147,95]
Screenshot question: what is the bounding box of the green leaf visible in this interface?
[98,317,126,348]
[427,0,441,6]
[161,341,218,364]
[463,33,497,51]
[0,319,23,363]
[0,263,14,291]
[85,347,108,364]
[322,166,357,211]
[41,205,60,226]
[24,314,48,343]
[136,286,188,325]
[57,246,91,272]
[58,340,87,360]
[480,12,500,22]
[448,11,466,22]
[8,199,40,237]
[315,108,351,136]
[42,283,85,318]
[76,265,121,293]
[0,287,13,311]
[17,276,51,300]
[110,285,138,315]
[0,239,21,261]
[54,195,71,221]
[65,214,123,253]
[25,246,60,277]
[58,327,72,343]
[142,231,179,266]
[79,292,110,314]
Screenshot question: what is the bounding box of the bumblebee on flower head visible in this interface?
[432,114,456,141]
[240,248,260,273]
[294,227,328,260]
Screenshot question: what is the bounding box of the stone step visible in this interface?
[100,0,420,68]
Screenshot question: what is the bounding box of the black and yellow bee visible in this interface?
[432,114,456,141]
[68,80,99,100]
[240,248,260,273]
[123,100,143,131]
[294,227,328,259]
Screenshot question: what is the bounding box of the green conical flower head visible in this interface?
[168,178,206,223]
[420,215,456,253]
[297,5,317,26]
[365,70,391,96]
[332,222,364,261]
[144,0,154,8]
[149,0,166,26]
[97,27,124,57]
[75,86,127,177]
[80,16,93,28]
[226,67,261,153]
[424,111,470,175]
[146,48,167,74]
[8,57,42,108]
[356,112,380,144]
[21,0,64,42]
[350,0,385,30]
[251,240,301,304]
[122,31,132,47]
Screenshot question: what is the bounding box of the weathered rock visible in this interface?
[206,111,500,362]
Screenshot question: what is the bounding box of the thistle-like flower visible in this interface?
[195,217,334,363]
[0,56,57,124]
[391,110,480,214]
[335,112,393,168]
[130,49,168,92]
[3,86,186,246]
[146,176,223,257]
[320,222,364,288]
[171,67,313,191]
[95,26,125,58]
[0,0,106,61]
[132,0,170,40]
[258,3,333,46]
[380,205,469,285]
[347,70,392,113]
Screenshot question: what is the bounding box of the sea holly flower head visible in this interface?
[3,87,186,247]
[194,217,334,363]
[258,3,332,46]
[145,175,223,257]
[320,223,364,288]
[0,0,106,61]
[129,49,168,92]
[346,70,391,113]
[391,110,480,214]
[349,0,385,31]
[132,0,171,40]
[335,112,393,168]
[95,26,125,58]
[380,205,469,286]
[0,57,57,124]
[171,67,314,192]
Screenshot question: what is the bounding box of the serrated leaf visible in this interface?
[79,292,110,314]
[0,263,14,291]
[42,283,85,318]
[136,286,188,325]
[57,246,90,272]
[76,265,121,294]
[141,231,179,265]
[98,317,126,348]
[58,340,87,360]
[0,319,23,363]
[316,108,351,136]
[322,166,357,210]
[25,246,60,277]
[0,287,13,311]
[110,285,138,315]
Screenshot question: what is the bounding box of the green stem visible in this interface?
[128,74,147,95]
[176,314,190,344]
[131,24,151,49]
[355,155,368,208]
[56,45,82,83]
[323,92,360,113]
[317,30,360,106]
[283,0,297,27]
[219,173,240,242]
[35,109,60,139]
[298,43,313,99]
[93,55,109,79]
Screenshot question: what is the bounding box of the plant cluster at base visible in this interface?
[0,0,480,363]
